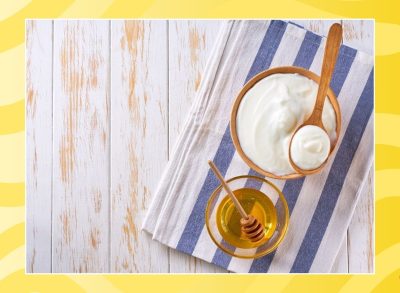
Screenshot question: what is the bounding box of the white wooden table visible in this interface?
[26,19,374,273]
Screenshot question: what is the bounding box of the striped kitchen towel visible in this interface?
[142,20,374,273]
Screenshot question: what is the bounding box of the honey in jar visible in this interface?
[216,187,277,249]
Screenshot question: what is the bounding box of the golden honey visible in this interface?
[216,188,277,249]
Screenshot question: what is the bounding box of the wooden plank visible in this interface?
[292,19,374,54]
[168,20,221,149]
[342,19,374,55]
[110,20,169,273]
[26,20,53,273]
[52,20,110,273]
[348,166,374,273]
[168,20,224,273]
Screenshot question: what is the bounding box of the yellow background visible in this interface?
[0,0,399,292]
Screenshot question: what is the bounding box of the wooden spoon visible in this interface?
[289,23,342,175]
[208,160,265,242]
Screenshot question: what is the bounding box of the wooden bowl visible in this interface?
[230,66,342,180]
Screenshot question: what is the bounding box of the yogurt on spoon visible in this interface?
[289,125,330,170]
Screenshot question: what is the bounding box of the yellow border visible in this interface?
[1,0,399,292]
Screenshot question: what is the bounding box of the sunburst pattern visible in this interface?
[0,0,398,291]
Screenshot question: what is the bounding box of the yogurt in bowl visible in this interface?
[230,67,341,179]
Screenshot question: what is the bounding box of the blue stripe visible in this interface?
[245,169,264,189]
[246,20,288,82]
[329,46,357,96]
[290,69,374,273]
[247,33,321,273]
[248,178,306,272]
[293,31,321,69]
[211,240,236,267]
[249,38,357,274]
[176,20,288,255]
[176,126,235,254]
[203,21,288,267]
[216,26,323,271]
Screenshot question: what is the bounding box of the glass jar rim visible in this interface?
[205,175,289,259]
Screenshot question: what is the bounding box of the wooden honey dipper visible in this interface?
[208,160,265,242]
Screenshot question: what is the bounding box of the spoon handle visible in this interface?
[312,23,342,124]
[208,160,248,218]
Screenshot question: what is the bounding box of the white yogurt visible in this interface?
[290,125,330,170]
[236,73,336,176]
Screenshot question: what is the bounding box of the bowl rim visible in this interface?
[230,66,342,180]
[205,175,289,259]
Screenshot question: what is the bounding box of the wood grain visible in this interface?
[342,20,374,55]
[26,20,53,273]
[348,166,374,273]
[110,20,169,273]
[168,20,221,149]
[52,20,110,273]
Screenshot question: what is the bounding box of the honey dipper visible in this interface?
[208,160,265,242]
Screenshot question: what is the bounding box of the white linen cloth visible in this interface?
[142,20,374,273]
